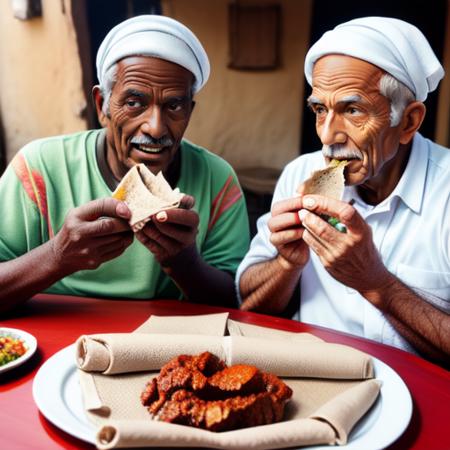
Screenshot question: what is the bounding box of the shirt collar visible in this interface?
[390,132,428,214]
[343,133,428,214]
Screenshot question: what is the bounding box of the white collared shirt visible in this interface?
[236,133,450,353]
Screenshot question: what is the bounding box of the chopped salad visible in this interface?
[0,335,28,366]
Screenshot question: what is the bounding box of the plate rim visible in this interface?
[0,326,38,374]
[32,343,412,449]
[32,344,96,442]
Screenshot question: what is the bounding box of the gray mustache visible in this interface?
[131,135,174,147]
[322,144,363,160]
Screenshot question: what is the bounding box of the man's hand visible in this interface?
[268,196,310,270]
[135,195,199,267]
[298,194,392,294]
[51,198,134,274]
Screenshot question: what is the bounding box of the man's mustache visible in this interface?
[131,135,174,147]
[322,144,363,160]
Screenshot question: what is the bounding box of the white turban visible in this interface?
[304,17,444,102]
[96,15,210,93]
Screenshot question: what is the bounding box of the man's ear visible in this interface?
[92,86,108,128]
[399,101,426,145]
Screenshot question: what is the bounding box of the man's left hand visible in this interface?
[298,194,392,293]
[135,195,198,266]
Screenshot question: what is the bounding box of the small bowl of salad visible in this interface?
[0,328,37,373]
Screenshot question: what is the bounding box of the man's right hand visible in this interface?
[51,198,134,274]
[240,195,308,314]
[268,196,310,270]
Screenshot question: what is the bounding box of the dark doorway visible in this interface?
[71,0,162,129]
[300,0,448,154]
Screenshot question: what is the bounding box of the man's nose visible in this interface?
[141,106,168,139]
[318,111,346,146]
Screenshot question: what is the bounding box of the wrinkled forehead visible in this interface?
[313,54,385,81]
[311,54,386,97]
[114,56,195,89]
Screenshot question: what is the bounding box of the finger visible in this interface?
[179,195,195,210]
[301,195,364,233]
[139,223,189,252]
[136,227,177,253]
[271,196,303,216]
[95,231,134,246]
[97,233,134,256]
[152,220,195,243]
[299,209,338,252]
[135,231,177,262]
[76,198,131,222]
[296,183,307,196]
[302,226,332,258]
[154,208,199,228]
[82,217,131,237]
[136,223,161,241]
[270,228,305,247]
[268,212,302,233]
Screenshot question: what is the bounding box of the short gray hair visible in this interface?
[99,63,118,116]
[379,73,415,127]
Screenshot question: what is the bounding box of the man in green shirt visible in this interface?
[0,15,249,312]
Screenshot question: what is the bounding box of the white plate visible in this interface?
[33,344,412,449]
[0,327,38,374]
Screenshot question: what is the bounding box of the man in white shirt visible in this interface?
[237,17,450,365]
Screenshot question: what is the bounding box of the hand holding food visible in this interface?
[112,164,198,266]
[298,159,348,233]
[268,196,310,270]
[112,163,185,232]
[134,206,199,266]
[51,198,134,273]
[297,163,392,295]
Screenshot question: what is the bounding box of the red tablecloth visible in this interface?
[1,294,449,449]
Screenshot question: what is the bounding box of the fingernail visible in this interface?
[298,209,308,221]
[156,211,167,222]
[303,197,315,208]
[117,202,130,218]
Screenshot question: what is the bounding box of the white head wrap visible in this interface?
[96,15,210,93]
[304,17,444,101]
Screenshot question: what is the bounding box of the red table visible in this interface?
[1,294,449,449]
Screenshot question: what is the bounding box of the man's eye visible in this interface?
[312,105,326,115]
[126,99,143,108]
[346,106,362,115]
[167,102,184,112]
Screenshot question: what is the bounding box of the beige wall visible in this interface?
[162,0,313,172]
[1,0,448,170]
[0,0,86,162]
